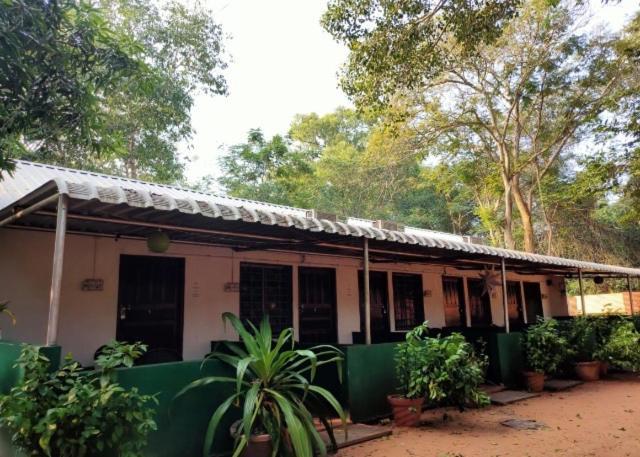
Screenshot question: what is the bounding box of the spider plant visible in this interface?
[175,312,346,457]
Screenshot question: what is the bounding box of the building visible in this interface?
[2,160,638,368]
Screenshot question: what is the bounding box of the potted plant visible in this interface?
[0,300,16,340]
[569,317,600,381]
[175,313,346,457]
[522,318,567,392]
[389,323,429,426]
[389,323,489,426]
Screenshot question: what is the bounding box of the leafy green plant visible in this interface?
[567,316,599,363]
[523,318,568,374]
[394,322,430,399]
[175,313,346,457]
[395,323,489,410]
[596,321,640,371]
[421,332,490,410]
[0,342,156,457]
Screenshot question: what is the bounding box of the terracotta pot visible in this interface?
[599,361,610,377]
[575,361,600,382]
[523,371,545,392]
[240,434,273,457]
[387,395,424,427]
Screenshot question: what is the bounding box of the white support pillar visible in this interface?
[46,195,68,346]
[578,269,586,316]
[501,258,510,334]
[363,237,371,345]
[627,275,635,316]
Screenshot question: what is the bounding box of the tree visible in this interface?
[218,129,313,206]
[367,1,634,252]
[321,0,520,109]
[0,0,141,178]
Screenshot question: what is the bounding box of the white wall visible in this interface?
[0,228,568,366]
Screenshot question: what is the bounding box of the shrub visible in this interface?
[0,342,157,457]
[394,323,489,410]
[523,318,567,374]
[175,313,346,457]
[596,321,640,371]
[394,322,430,399]
[567,316,598,362]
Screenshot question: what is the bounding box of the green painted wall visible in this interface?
[0,342,60,394]
[344,343,398,423]
[115,360,237,457]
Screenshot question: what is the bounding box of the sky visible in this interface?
[182,0,639,184]
[182,0,350,183]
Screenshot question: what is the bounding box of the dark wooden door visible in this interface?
[506,281,525,325]
[442,276,466,327]
[298,267,337,344]
[467,278,492,326]
[359,271,390,343]
[117,255,185,354]
[523,282,544,323]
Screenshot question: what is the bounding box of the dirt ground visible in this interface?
[341,374,640,457]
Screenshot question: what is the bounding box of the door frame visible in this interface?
[297,266,338,344]
[116,254,185,355]
[358,270,391,343]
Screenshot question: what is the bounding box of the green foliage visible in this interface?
[0,342,157,457]
[321,0,519,108]
[394,323,430,399]
[566,316,599,363]
[2,0,228,183]
[175,313,346,457]
[597,321,640,371]
[523,318,567,374]
[0,0,141,178]
[394,323,489,410]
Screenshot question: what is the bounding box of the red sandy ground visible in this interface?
[340,374,640,457]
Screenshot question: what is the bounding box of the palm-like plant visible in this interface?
[176,313,346,457]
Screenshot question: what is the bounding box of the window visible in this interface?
[442,276,466,327]
[467,278,492,326]
[392,273,425,331]
[240,263,292,335]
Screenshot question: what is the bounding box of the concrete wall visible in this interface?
[0,228,568,366]
[567,292,639,315]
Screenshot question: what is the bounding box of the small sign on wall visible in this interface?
[224,282,240,293]
[81,278,104,291]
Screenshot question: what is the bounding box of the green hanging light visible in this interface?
[147,230,170,253]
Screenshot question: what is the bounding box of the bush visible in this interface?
[596,321,640,371]
[394,323,430,399]
[0,342,157,457]
[523,318,567,374]
[566,316,599,362]
[394,323,489,410]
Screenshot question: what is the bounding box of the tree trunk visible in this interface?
[512,179,536,253]
[501,175,516,250]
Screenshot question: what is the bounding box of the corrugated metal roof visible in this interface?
[2,160,640,276]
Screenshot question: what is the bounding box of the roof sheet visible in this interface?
[2,160,640,276]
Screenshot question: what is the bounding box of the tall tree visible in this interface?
[322,0,519,109]
[0,0,140,178]
[330,1,636,252]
